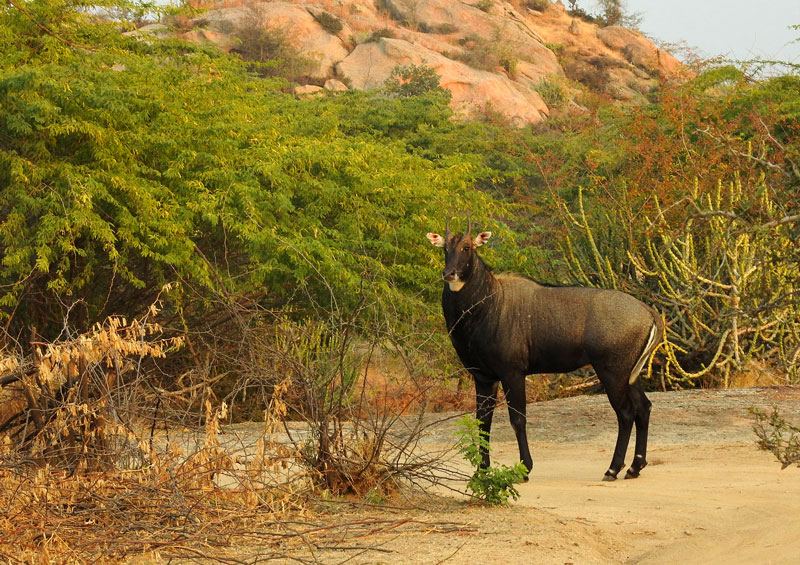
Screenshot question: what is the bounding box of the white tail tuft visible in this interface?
[629,322,659,385]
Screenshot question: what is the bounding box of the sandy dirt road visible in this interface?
[308,386,800,564]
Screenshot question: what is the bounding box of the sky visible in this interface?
[586,0,800,65]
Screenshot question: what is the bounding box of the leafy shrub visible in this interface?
[455,415,528,505]
[560,54,626,93]
[594,0,642,28]
[545,41,564,57]
[496,43,519,76]
[595,0,623,26]
[546,66,800,388]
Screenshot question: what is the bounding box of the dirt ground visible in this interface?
[283,386,800,565]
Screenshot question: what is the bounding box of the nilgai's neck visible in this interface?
[450,256,496,311]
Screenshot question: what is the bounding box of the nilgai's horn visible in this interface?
[466,216,472,238]
[445,217,451,237]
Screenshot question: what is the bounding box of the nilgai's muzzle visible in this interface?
[442,268,459,282]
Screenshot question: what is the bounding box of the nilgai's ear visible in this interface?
[473,232,492,247]
[427,233,445,247]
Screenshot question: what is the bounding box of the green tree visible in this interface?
[595,0,642,28]
[384,63,450,99]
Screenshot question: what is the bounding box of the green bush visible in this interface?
[566,0,595,22]
[497,43,519,76]
[384,63,449,98]
[375,0,405,22]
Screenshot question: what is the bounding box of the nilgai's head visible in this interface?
[426,219,491,292]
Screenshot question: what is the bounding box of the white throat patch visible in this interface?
[447,280,466,292]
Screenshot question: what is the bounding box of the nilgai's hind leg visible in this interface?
[625,384,652,479]
[474,378,499,470]
[599,372,635,481]
[501,376,533,479]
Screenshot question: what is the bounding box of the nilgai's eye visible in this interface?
[462,246,470,252]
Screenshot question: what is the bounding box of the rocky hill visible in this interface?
[158,0,684,125]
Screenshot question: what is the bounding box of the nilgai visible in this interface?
[427,220,663,480]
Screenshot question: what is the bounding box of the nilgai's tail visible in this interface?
[629,311,665,385]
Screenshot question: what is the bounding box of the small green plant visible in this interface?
[364,27,396,42]
[594,0,642,28]
[750,407,800,469]
[375,0,405,22]
[566,0,595,22]
[496,43,519,76]
[527,0,551,11]
[474,0,494,12]
[454,34,520,74]
[313,11,343,35]
[545,41,564,57]
[432,22,458,34]
[535,76,570,108]
[455,415,528,505]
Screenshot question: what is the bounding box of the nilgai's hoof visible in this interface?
[602,471,618,482]
[625,459,647,479]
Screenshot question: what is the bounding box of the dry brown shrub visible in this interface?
[0,299,307,561]
[0,289,470,561]
[0,407,311,562]
[0,304,182,471]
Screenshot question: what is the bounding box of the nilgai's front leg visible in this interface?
[474,378,499,469]
[501,376,532,478]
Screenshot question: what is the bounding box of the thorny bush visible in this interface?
[561,175,800,389]
[750,406,800,469]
